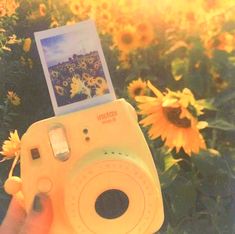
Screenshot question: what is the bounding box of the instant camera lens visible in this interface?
[95,189,129,219]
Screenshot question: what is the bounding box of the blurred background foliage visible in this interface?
[0,0,235,233]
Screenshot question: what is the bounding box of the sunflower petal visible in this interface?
[147,81,163,98]
[135,95,157,103]
[162,98,178,107]
[197,121,208,129]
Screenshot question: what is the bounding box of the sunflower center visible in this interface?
[121,33,133,45]
[163,107,191,128]
[133,87,143,96]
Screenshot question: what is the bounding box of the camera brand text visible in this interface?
[97,111,118,124]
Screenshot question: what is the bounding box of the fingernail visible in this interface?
[32,194,43,212]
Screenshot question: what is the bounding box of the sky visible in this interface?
[41,30,96,67]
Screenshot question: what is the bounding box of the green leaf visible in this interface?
[201,195,235,234]
[7,112,18,117]
[201,196,218,213]
[160,164,180,189]
[228,56,235,65]
[171,58,188,81]
[3,115,12,123]
[207,119,235,131]
[125,73,138,82]
[214,88,235,107]
[223,148,235,176]
[165,40,188,56]
[167,178,197,221]
[192,150,234,197]
[163,153,182,171]
[165,224,174,234]
[197,98,217,111]
[192,150,228,177]
[176,217,216,234]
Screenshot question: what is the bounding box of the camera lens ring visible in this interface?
[64,154,162,233]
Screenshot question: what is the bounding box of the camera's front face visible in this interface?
[63,149,163,234]
[20,100,164,234]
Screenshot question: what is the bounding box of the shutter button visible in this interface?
[37,178,52,193]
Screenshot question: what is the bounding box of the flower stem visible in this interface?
[8,152,20,178]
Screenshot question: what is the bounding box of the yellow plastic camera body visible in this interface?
[20,99,164,234]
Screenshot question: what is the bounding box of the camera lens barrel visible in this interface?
[64,150,163,234]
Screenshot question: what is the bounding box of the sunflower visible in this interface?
[94,60,101,70]
[135,81,207,156]
[95,9,112,34]
[50,70,57,76]
[70,0,92,18]
[105,22,116,35]
[50,21,59,28]
[23,37,31,52]
[203,0,221,11]
[95,77,106,87]
[82,72,93,80]
[113,25,138,54]
[86,56,95,64]
[63,80,68,87]
[99,9,111,22]
[7,91,21,106]
[39,3,47,17]
[128,78,147,99]
[96,0,112,11]
[70,76,83,98]
[96,85,109,96]
[0,0,19,17]
[69,67,75,73]
[217,32,234,53]
[55,85,65,96]
[70,2,79,15]
[0,3,6,17]
[95,77,109,96]
[0,130,20,158]
[136,22,155,48]
[85,77,96,87]
[78,61,87,70]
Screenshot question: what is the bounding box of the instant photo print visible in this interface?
[6,20,164,234]
[35,20,116,115]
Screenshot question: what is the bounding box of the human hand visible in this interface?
[0,193,53,234]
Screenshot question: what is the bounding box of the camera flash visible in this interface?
[48,124,70,161]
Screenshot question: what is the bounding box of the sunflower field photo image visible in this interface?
[0,0,235,233]
[34,19,115,114]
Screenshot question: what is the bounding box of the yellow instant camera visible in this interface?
[19,99,164,234]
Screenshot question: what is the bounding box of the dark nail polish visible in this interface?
[32,195,43,212]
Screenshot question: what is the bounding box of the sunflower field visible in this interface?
[0,0,235,233]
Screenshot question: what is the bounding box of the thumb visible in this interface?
[19,193,53,234]
[0,195,26,234]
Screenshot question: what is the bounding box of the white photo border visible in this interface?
[34,19,116,115]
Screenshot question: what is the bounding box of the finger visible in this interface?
[0,196,26,234]
[19,193,53,234]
